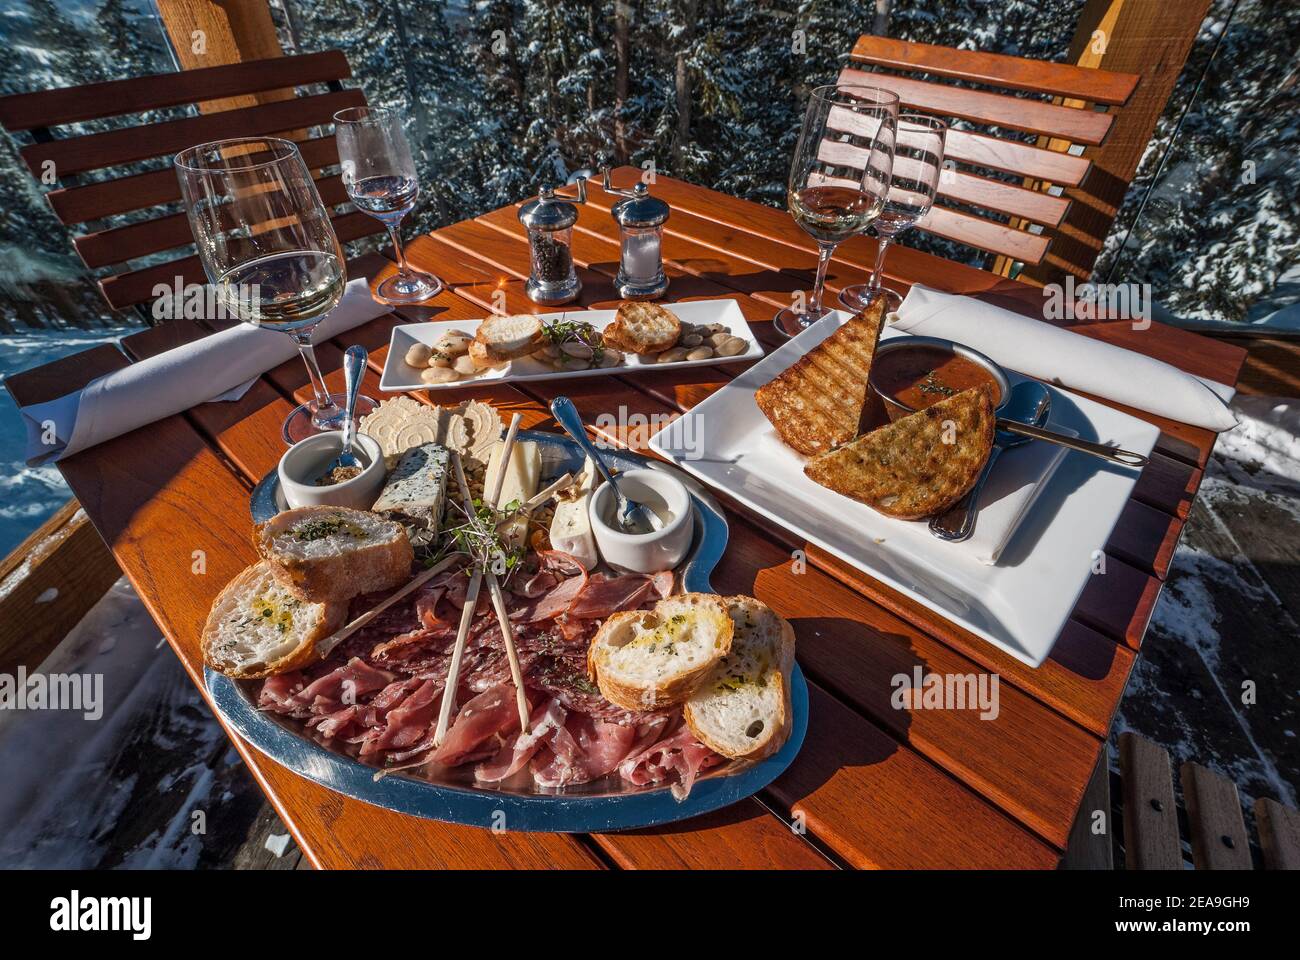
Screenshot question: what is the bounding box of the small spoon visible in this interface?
[319,345,368,481]
[930,380,1050,542]
[549,396,659,535]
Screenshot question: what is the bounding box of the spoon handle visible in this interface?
[550,396,618,486]
[929,445,1003,542]
[341,345,367,455]
[997,419,1149,467]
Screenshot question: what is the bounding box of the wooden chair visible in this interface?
[1066,733,1300,869]
[0,51,384,323]
[839,36,1140,282]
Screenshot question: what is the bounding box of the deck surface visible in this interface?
[4,168,1245,869]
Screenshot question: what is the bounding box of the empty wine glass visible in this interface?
[334,105,442,304]
[175,137,373,443]
[839,114,947,313]
[774,84,898,339]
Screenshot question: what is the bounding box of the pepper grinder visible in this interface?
[518,178,587,305]
[601,169,670,300]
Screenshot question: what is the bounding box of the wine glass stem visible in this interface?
[386,220,412,277]
[870,235,893,293]
[810,241,837,317]
[291,330,334,413]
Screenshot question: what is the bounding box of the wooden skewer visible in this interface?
[453,445,530,733]
[522,471,574,513]
[432,564,482,748]
[433,417,528,744]
[317,554,458,660]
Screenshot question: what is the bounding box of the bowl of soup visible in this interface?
[869,336,1009,421]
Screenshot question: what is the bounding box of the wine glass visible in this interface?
[774,84,898,339]
[839,113,947,313]
[175,137,372,443]
[334,105,443,304]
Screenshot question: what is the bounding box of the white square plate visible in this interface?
[648,311,1161,668]
[380,299,762,391]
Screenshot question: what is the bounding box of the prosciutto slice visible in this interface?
[429,684,526,767]
[360,676,443,757]
[475,698,567,783]
[566,573,657,621]
[618,724,725,800]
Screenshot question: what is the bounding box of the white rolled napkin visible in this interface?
[21,278,390,466]
[893,285,1238,432]
[965,427,1072,565]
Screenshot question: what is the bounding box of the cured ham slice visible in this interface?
[475,698,567,783]
[619,724,725,800]
[566,573,657,621]
[430,684,526,767]
[360,676,443,757]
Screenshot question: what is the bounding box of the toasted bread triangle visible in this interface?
[754,299,885,456]
[804,386,996,520]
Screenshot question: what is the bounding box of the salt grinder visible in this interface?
[601,169,669,301]
[518,177,587,305]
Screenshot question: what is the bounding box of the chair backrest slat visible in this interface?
[0,50,351,131]
[99,209,378,312]
[74,173,353,269]
[0,52,383,316]
[20,89,363,178]
[45,133,343,224]
[838,36,1139,278]
[839,67,1115,146]
[850,36,1138,105]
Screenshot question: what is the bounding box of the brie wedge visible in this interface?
[548,456,599,570]
[484,439,540,549]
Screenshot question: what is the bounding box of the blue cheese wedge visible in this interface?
[372,441,449,542]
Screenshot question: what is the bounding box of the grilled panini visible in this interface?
[804,385,996,520]
[754,300,884,456]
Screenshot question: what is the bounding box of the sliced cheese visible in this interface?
[484,439,540,549]
[548,456,599,570]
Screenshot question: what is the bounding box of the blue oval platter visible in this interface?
[207,430,807,833]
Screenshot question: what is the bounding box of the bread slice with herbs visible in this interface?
[254,506,413,603]
[603,301,681,354]
[587,592,733,711]
[202,561,347,679]
[684,595,795,760]
[475,314,545,361]
[754,300,884,456]
[804,385,995,520]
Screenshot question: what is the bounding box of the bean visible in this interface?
[453,355,479,376]
[656,347,688,364]
[704,323,725,334]
[405,343,432,367]
[597,348,623,368]
[708,331,732,347]
[436,334,471,356]
[686,346,715,361]
[561,356,591,371]
[421,366,458,384]
[715,336,747,357]
[562,341,593,359]
[680,333,703,348]
[544,343,562,358]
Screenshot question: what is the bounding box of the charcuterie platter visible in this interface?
[205,402,806,832]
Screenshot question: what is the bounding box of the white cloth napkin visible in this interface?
[893,285,1238,432]
[21,278,390,466]
[965,426,1072,565]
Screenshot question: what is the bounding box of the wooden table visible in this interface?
[7,167,1244,869]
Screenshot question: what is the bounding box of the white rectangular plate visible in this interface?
[648,311,1162,668]
[380,299,762,391]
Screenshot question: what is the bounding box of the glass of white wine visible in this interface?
[775,84,898,339]
[176,137,370,442]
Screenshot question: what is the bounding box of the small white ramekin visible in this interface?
[588,468,694,574]
[278,431,387,512]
